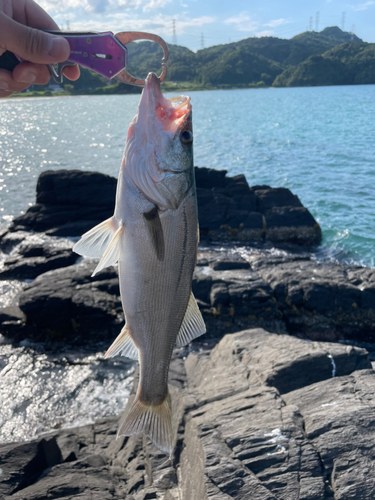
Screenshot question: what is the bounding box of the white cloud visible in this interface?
[352,0,375,10]
[255,30,274,37]
[224,12,258,32]
[264,18,288,28]
[39,0,171,14]
[38,0,91,12]
[114,0,172,13]
[59,13,214,36]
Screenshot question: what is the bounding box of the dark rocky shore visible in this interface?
[0,168,374,499]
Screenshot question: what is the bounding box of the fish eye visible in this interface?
[180,129,193,144]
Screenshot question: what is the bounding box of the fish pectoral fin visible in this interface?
[118,389,173,456]
[176,292,206,348]
[73,216,119,258]
[92,224,124,276]
[104,326,138,360]
[143,206,165,261]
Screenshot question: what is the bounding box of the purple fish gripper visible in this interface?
[61,32,127,80]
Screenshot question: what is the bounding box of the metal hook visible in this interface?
[114,31,169,86]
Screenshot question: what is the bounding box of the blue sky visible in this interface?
[38,0,375,52]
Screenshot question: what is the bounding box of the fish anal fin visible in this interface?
[118,389,172,456]
[73,216,118,258]
[104,326,138,360]
[92,224,123,276]
[143,206,165,261]
[176,291,206,348]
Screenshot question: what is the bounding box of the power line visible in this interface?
[341,12,346,31]
[200,33,205,50]
[172,19,177,45]
[315,11,320,32]
[309,16,313,31]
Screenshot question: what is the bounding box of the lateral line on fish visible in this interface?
[176,206,188,290]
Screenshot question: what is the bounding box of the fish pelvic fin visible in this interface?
[92,223,124,277]
[176,291,206,348]
[73,216,119,259]
[118,390,173,456]
[104,326,138,360]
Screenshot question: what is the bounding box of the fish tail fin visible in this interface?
[118,390,173,456]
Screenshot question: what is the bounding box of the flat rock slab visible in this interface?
[1,328,375,499]
[181,329,374,500]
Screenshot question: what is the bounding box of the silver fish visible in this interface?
[73,72,205,455]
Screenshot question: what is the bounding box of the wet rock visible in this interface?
[10,170,117,237]
[252,186,303,211]
[195,168,321,246]
[6,168,321,246]
[250,253,375,342]
[1,328,374,499]
[3,247,374,346]
[192,252,285,339]
[0,233,78,280]
[16,260,122,344]
[180,329,375,499]
[0,306,26,323]
[283,369,375,499]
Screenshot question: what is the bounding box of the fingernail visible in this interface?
[19,71,36,84]
[48,37,67,58]
[0,80,9,90]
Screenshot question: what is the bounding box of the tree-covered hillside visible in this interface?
[274,42,375,87]
[25,26,373,95]
[124,26,371,88]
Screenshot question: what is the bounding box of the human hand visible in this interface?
[0,0,80,97]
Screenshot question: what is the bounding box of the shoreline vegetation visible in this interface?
[11,81,267,98]
[10,25,375,98]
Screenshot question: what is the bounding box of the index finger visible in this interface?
[12,0,60,31]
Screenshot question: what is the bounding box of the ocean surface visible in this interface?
[0,84,374,267]
[0,85,374,444]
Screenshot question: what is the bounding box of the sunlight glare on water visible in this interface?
[0,342,134,443]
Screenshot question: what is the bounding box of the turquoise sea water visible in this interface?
[0,85,374,267]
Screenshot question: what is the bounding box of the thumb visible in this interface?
[0,14,70,63]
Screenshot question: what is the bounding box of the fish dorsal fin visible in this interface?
[92,224,124,276]
[73,216,119,259]
[143,206,165,261]
[176,292,206,348]
[104,326,138,360]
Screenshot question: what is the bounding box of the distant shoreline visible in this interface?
[9,81,270,99]
[7,82,375,99]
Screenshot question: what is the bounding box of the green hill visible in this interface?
[274,42,375,87]
[23,26,374,96]
[125,26,364,87]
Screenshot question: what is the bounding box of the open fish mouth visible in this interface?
[143,73,192,133]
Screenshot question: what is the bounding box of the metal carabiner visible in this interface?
[114,31,169,86]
